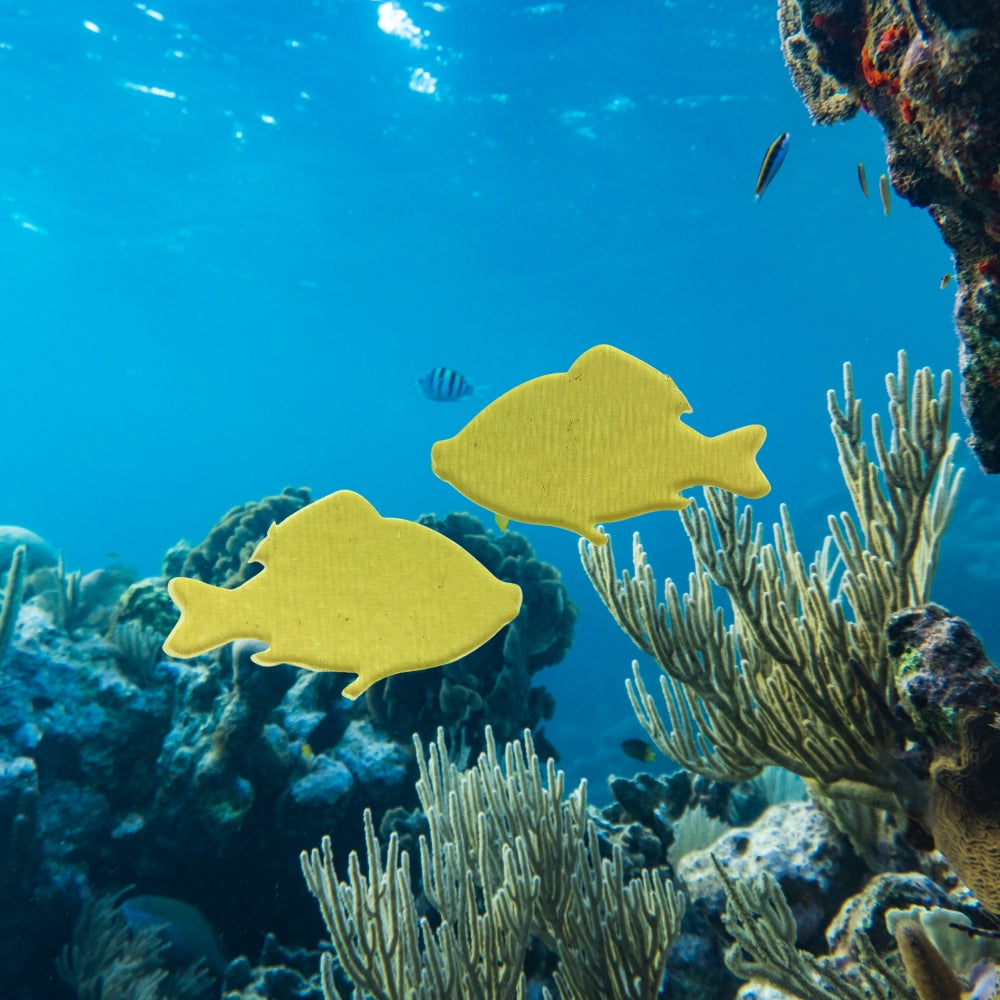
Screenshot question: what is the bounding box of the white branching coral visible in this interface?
[301,727,685,1000]
[581,352,961,819]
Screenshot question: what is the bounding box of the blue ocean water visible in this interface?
[0,0,990,791]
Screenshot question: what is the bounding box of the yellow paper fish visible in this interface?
[161,490,522,699]
[431,345,769,544]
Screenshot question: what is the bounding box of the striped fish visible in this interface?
[418,366,477,401]
[754,132,789,200]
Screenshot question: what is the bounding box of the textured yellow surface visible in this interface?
[432,344,770,543]
[162,490,522,699]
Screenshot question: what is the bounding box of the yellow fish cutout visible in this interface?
[161,490,522,699]
[431,344,769,544]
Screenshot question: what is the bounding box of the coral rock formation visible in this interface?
[778,0,1000,470]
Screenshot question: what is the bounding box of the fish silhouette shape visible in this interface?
[431,344,769,544]
[162,490,522,699]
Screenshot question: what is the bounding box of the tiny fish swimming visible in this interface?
[621,738,657,763]
[879,173,892,216]
[754,132,789,200]
[419,366,477,401]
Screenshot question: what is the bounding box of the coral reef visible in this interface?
[715,866,1000,1000]
[57,892,214,1000]
[891,916,965,1000]
[884,604,1000,911]
[0,544,27,665]
[108,488,315,647]
[661,799,865,999]
[0,526,56,572]
[0,496,575,998]
[178,487,312,589]
[777,0,1000,471]
[571,351,1000,1000]
[301,727,684,1000]
[222,935,327,1000]
[583,354,960,819]
[714,859,912,1000]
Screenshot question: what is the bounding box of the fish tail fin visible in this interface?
[708,424,770,499]
[162,577,244,659]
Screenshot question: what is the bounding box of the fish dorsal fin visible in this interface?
[571,344,692,419]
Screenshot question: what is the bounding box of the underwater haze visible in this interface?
[0,0,991,787]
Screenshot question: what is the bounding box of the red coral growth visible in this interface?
[877,26,908,54]
[977,258,1000,284]
[901,95,916,123]
[861,48,901,93]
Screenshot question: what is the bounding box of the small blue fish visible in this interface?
[419,367,477,402]
[754,132,789,200]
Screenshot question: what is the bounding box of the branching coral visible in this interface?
[57,892,213,1000]
[301,810,536,1000]
[0,544,26,665]
[301,727,684,1000]
[581,352,961,820]
[712,857,915,1000]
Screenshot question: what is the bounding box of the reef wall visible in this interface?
[779,0,1000,469]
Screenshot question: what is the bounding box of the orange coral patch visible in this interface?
[877,26,908,54]
[861,48,901,93]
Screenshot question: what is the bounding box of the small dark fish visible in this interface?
[879,173,891,216]
[940,272,952,289]
[418,366,477,402]
[121,895,228,977]
[857,161,869,197]
[105,551,122,559]
[754,132,789,200]
[621,738,656,763]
